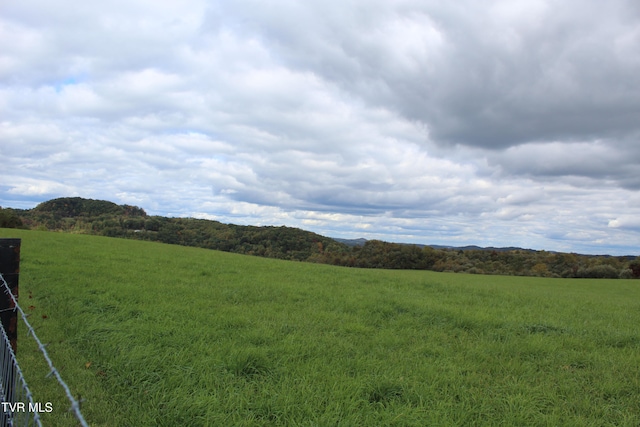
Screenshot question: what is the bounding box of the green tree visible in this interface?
[0,208,24,228]
[628,258,640,279]
[531,263,550,277]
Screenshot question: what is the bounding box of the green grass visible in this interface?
[1,229,640,426]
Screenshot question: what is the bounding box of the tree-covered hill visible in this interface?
[31,197,146,218]
[8,197,343,262]
[2,197,638,278]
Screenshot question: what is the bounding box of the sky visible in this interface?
[1,0,639,255]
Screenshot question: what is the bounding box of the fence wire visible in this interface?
[0,315,41,427]
[0,272,89,427]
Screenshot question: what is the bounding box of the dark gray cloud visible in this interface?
[1,0,639,255]
[214,0,640,153]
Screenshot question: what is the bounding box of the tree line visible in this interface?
[2,197,638,279]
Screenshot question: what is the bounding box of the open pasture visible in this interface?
[2,229,639,426]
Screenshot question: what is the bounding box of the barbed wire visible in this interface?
[0,272,89,427]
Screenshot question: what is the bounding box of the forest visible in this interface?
[1,197,638,279]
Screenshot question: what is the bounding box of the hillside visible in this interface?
[32,197,146,217]
[3,229,640,426]
[9,197,344,262]
[2,197,639,278]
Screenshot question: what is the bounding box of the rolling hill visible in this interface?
[2,197,638,278]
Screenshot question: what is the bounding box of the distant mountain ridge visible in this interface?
[332,238,635,260]
[333,237,529,252]
[331,238,368,247]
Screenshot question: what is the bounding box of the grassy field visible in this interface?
[1,229,639,426]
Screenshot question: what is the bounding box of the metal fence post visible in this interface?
[0,239,20,352]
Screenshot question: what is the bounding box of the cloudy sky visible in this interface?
[2,0,639,255]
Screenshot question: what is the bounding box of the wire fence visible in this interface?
[0,272,89,427]
[0,311,41,427]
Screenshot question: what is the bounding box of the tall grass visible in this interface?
[2,229,639,426]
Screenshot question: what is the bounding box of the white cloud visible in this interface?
[5,178,77,197]
[0,0,639,255]
[609,216,640,231]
